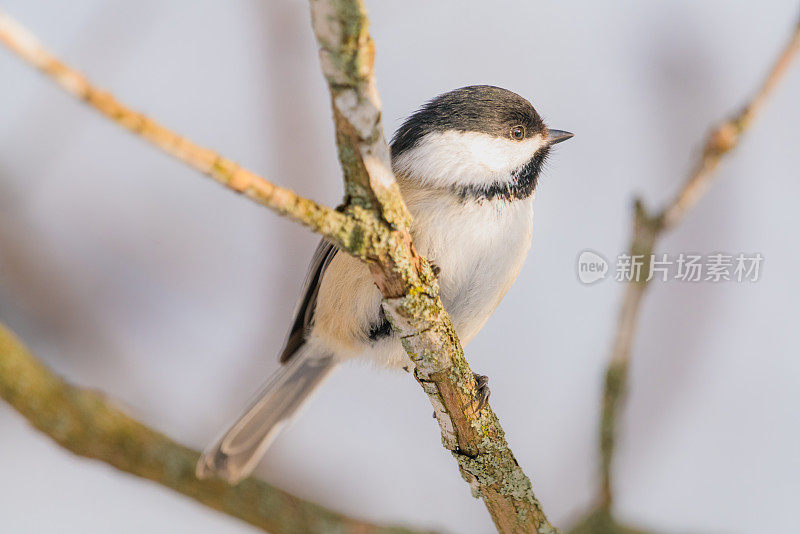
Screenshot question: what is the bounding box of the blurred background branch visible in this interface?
[0,321,428,534]
[0,10,355,245]
[572,11,800,534]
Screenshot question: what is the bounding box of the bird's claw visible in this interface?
[473,372,490,412]
[431,373,490,418]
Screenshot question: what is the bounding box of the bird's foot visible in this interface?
[431,372,490,418]
[473,372,490,412]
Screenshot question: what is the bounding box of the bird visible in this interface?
[197,85,572,483]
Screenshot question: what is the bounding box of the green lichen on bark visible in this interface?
[599,358,627,509]
[311,0,373,87]
[454,430,542,511]
[311,0,412,232]
[307,1,558,531]
[332,116,377,208]
[385,285,556,531]
[629,199,662,285]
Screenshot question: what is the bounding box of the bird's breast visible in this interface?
[407,191,534,345]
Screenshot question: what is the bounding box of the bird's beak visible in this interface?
[547,129,574,145]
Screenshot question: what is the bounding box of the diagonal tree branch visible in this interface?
[308,2,555,532]
[583,12,800,532]
[660,13,800,230]
[0,11,355,254]
[0,321,429,534]
[0,4,556,532]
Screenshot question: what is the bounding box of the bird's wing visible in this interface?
[279,238,338,363]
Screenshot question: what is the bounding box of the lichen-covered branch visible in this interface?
[0,322,428,534]
[309,2,555,532]
[593,12,800,523]
[0,5,556,533]
[0,10,355,254]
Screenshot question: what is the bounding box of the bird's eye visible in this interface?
[510,126,525,140]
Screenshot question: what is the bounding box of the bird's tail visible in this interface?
[196,348,337,484]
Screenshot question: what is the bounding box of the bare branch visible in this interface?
[661,15,800,229]
[0,322,430,534]
[0,10,352,253]
[308,2,556,531]
[596,13,800,516]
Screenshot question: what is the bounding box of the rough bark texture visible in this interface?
[0,322,429,534]
[309,2,555,532]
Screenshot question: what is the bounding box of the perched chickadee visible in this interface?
[198,85,572,483]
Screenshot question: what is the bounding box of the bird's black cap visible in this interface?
[391,85,548,158]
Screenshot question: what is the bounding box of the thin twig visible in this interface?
[0,10,350,250]
[597,14,800,515]
[0,322,429,534]
[661,15,800,229]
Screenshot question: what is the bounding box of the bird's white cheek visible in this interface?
[466,136,513,172]
[393,130,546,189]
[465,134,545,173]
